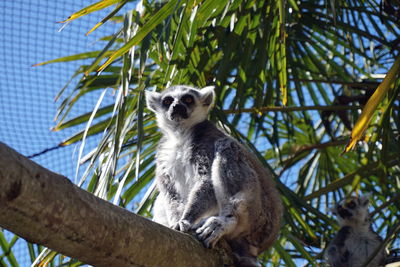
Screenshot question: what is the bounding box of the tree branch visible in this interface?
[0,142,230,267]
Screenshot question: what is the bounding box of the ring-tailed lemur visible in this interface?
[146,85,282,266]
[325,195,385,267]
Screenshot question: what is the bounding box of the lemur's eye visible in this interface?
[181,95,194,105]
[347,201,356,209]
[162,97,173,107]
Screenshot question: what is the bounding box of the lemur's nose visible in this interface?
[172,103,186,113]
[171,104,188,119]
[337,206,352,218]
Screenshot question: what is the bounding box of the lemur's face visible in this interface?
[333,196,369,226]
[146,85,215,132]
[160,89,198,122]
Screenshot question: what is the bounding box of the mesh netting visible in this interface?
[0,1,130,265]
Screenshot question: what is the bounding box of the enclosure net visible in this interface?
[0,1,127,265]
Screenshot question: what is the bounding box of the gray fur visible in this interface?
[325,195,385,267]
[146,85,282,266]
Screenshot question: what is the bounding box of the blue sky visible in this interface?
[0,1,131,265]
[0,0,131,178]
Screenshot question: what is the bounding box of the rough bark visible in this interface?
[0,142,232,267]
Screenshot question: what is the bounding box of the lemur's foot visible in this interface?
[195,216,227,248]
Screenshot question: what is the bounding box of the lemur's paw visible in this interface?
[195,216,225,248]
[173,219,192,232]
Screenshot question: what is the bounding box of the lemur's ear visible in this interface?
[200,86,215,107]
[145,91,161,112]
[359,194,370,206]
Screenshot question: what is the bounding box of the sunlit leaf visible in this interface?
[345,56,400,152]
[32,51,114,67]
[59,0,123,23]
[98,0,182,72]
[86,0,128,35]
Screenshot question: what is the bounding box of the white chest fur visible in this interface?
[157,136,195,199]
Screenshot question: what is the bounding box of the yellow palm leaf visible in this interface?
[59,0,121,23]
[344,56,400,152]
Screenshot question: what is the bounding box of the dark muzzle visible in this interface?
[171,104,188,119]
[338,206,352,219]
